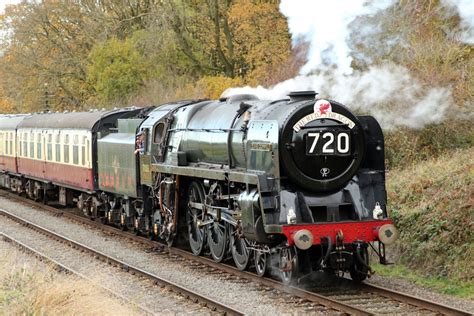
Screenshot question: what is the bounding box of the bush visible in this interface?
[385,120,473,169]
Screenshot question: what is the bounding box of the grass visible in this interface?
[372,263,474,299]
[383,146,473,299]
[0,244,140,315]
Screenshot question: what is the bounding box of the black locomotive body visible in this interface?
[0,91,397,283]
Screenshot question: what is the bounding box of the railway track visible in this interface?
[0,206,243,316]
[0,190,471,315]
[0,232,155,315]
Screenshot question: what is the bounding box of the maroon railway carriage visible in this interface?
[10,109,140,202]
[0,115,29,188]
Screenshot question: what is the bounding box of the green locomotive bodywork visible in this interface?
[97,119,142,198]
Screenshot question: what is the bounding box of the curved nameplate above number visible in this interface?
[293,112,356,132]
[293,99,356,132]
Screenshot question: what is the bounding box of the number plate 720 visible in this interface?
[305,131,350,156]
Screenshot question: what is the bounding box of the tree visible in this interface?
[0,0,157,111]
[228,0,292,83]
[0,1,97,111]
[79,0,158,39]
[157,0,292,80]
[0,78,15,113]
[87,36,148,103]
[0,0,295,109]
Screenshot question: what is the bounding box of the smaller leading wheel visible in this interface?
[279,247,298,285]
[350,245,369,282]
[254,249,269,277]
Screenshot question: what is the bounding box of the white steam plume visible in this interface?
[224,0,459,130]
[441,0,474,44]
[225,64,452,130]
[280,0,395,75]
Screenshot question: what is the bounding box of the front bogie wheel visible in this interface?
[254,250,270,277]
[279,247,298,285]
[350,245,369,282]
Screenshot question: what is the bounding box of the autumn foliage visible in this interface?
[0,0,471,117]
[0,0,294,112]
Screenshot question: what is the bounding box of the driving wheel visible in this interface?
[186,181,206,255]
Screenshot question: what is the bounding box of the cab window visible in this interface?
[153,123,165,144]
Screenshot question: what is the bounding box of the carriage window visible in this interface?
[0,133,3,155]
[64,145,69,163]
[5,133,8,155]
[37,133,42,159]
[29,132,34,158]
[72,134,79,164]
[64,134,69,163]
[8,133,12,155]
[73,145,79,164]
[86,140,90,165]
[56,143,61,162]
[5,134,9,156]
[47,134,52,161]
[23,134,27,157]
[81,136,86,166]
[47,143,52,161]
[153,123,165,144]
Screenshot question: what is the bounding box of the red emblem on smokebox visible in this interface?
[314,99,332,115]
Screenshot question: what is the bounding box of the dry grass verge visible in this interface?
[0,243,139,315]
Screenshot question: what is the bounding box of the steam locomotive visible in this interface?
[0,91,397,283]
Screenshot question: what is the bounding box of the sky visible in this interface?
[0,0,21,15]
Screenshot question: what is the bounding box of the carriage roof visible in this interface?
[17,109,139,130]
[0,114,30,130]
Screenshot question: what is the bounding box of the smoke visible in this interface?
[223,0,463,130]
[225,64,452,129]
[280,0,395,75]
[441,0,474,44]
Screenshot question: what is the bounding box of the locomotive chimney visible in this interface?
[288,90,318,102]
